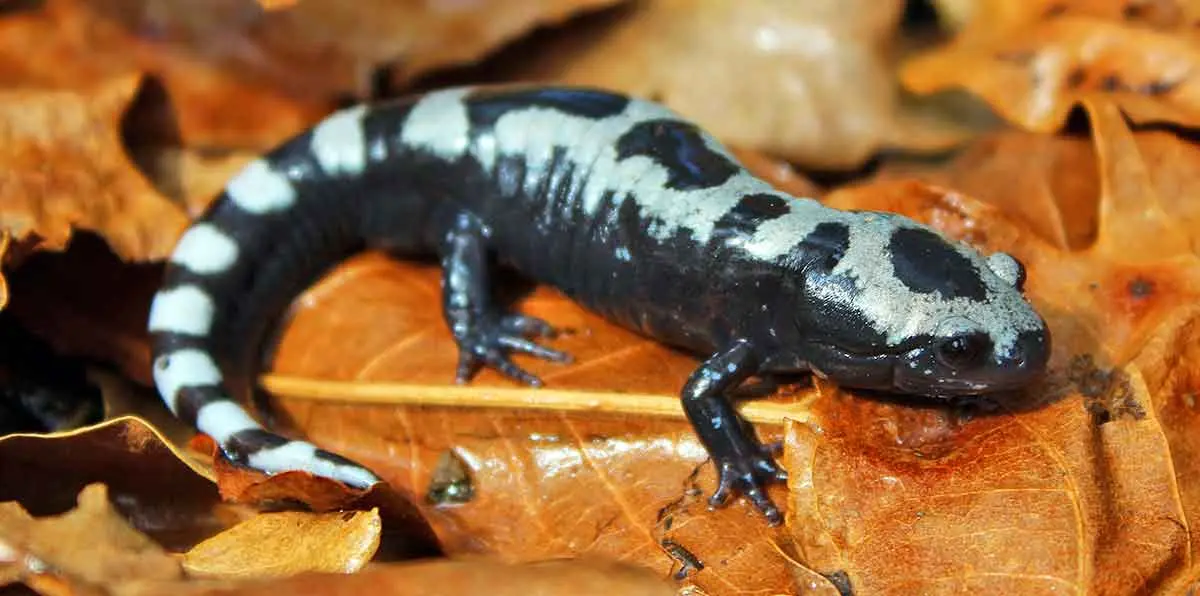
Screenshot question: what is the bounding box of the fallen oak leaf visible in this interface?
[0,73,189,261]
[0,484,182,590]
[183,509,381,579]
[1131,308,1200,594]
[1083,99,1193,260]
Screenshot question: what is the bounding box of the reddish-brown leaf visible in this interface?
[0,231,10,310]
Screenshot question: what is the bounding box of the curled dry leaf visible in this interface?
[902,2,1200,131]
[506,0,966,170]
[0,483,181,590]
[0,74,189,261]
[183,509,381,579]
[0,417,230,552]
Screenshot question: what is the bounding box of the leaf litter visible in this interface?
[2,0,1200,594]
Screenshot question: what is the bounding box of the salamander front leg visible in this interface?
[440,211,573,386]
[681,339,788,525]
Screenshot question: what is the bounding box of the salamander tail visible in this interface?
[149,290,381,490]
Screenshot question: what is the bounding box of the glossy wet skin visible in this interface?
[791,241,1052,398]
[893,327,1050,396]
[798,318,1051,398]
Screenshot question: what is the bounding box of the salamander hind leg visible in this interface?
[439,211,573,387]
[681,339,789,525]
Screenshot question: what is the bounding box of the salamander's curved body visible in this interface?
[148,86,1050,525]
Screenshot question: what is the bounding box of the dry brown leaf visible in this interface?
[0,417,232,551]
[902,3,1200,131]
[0,0,331,150]
[878,130,1101,251]
[950,0,1200,38]
[257,0,627,93]
[131,146,259,218]
[183,509,381,579]
[1131,306,1200,595]
[0,484,182,589]
[0,74,189,261]
[84,0,625,105]
[503,0,966,170]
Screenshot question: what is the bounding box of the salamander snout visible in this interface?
[894,324,1051,398]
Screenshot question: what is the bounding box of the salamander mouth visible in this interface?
[893,375,1003,398]
[802,341,898,392]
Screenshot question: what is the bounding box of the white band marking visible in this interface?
[311,105,368,175]
[148,285,215,336]
[169,223,240,275]
[226,158,296,214]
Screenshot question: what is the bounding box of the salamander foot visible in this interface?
[453,313,573,387]
[708,443,788,526]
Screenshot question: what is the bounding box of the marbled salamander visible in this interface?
[148,86,1050,525]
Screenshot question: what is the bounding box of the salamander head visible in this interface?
[795,215,1050,398]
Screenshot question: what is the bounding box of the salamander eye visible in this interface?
[936,333,991,368]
